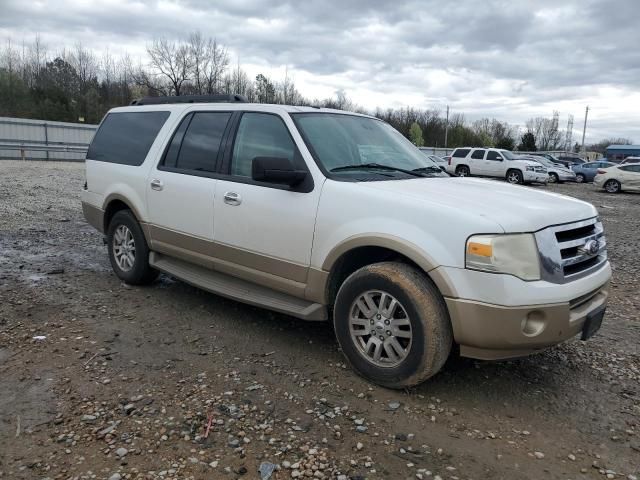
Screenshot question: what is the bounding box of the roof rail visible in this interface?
[130,94,248,106]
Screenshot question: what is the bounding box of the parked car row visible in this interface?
[419,148,639,194]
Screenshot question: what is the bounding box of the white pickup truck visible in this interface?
[81,95,611,388]
[446,147,549,184]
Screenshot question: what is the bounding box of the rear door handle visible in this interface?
[223,191,242,206]
[150,179,163,191]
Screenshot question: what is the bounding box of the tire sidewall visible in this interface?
[107,211,150,284]
[334,268,430,387]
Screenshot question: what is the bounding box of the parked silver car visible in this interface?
[519,155,576,183]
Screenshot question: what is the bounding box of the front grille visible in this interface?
[535,217,608,284]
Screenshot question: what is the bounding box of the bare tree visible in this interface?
[70,42,98,92]
[526,112,563,151]
[230,60,249,95]
[147,37,194,96]
[203,38,228,94]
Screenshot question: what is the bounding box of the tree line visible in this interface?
[0,34,632,151]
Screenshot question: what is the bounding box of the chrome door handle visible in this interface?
[223,191,242,206]
[150,179,164,191]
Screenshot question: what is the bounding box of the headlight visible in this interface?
[466,234,541,280]
[526,166,535,171]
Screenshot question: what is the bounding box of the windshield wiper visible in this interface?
[412,166,443,174]
[330,163,426,177]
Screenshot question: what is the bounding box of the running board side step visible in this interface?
[149,252,327,321]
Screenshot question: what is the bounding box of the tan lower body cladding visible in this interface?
[146,224,328,303]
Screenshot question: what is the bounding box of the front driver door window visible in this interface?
[213,112,321,287]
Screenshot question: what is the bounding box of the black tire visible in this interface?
[333,262,452,389]
[506,169,523,185]
[575,173,585,183]
[548,172,559,184]
[106,210,158,285]
[456,165,470,177]
[604,179,621,193]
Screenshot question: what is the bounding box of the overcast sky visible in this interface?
[2,0,639,143]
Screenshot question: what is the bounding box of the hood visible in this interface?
[356,177,597,232]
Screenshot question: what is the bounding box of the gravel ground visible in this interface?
[0,161,638,480]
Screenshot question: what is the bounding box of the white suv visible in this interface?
[446,147,549,184]
[81,95,611,388]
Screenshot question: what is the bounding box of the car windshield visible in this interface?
[532,157,556,168]
[291,113,443,178]
[500,150,517,160]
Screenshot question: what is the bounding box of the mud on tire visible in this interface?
[333,262,453,389]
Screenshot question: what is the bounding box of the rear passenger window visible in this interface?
[87,111,170,166]
[471,149,486,159]
[452,148,470,158]
[167,112,231,172]
[231,113,295,177]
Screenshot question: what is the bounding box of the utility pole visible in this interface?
[444,105,449,150]
[580,106,589,156]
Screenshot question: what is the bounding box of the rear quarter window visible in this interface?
[452,148,470,158]
[87,111,170,166]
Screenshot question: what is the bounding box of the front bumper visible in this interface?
[524,171,549,183]
[429,263,612,360]
[558,172,577,182]
[445,283,608,359]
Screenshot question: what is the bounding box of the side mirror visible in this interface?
[495,156,503,161]
[251,156,307,187]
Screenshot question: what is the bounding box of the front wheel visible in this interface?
[604,179,621,193]
[548,172,559,183]
[333,262,452,389]
[576,173,585,183]
[506,169,523,184]
[107,210,158,285]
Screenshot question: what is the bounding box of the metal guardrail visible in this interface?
[0,142,88,161]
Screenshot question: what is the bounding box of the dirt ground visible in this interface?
[0,161,638,480]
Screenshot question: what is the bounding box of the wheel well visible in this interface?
[103,199,133,232]
[455,164,469,172]
[325,246,423,307]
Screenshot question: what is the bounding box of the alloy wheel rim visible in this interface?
[113,225,136,272]
[549,174,558,183]
[348,290,412,368]
[576,174,584,183]
[508,172,519,183]
[458,168,468,177]
[605,181,618,193]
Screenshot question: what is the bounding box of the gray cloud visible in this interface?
[1,0,639,141]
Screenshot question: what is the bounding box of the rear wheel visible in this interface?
[333,262,452,389]
[575,173,585,183]
[548,172,559,183]
[604,179,621,193]
[506,169,523,184]
[107,210,158,285]
[456,165,470,177]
